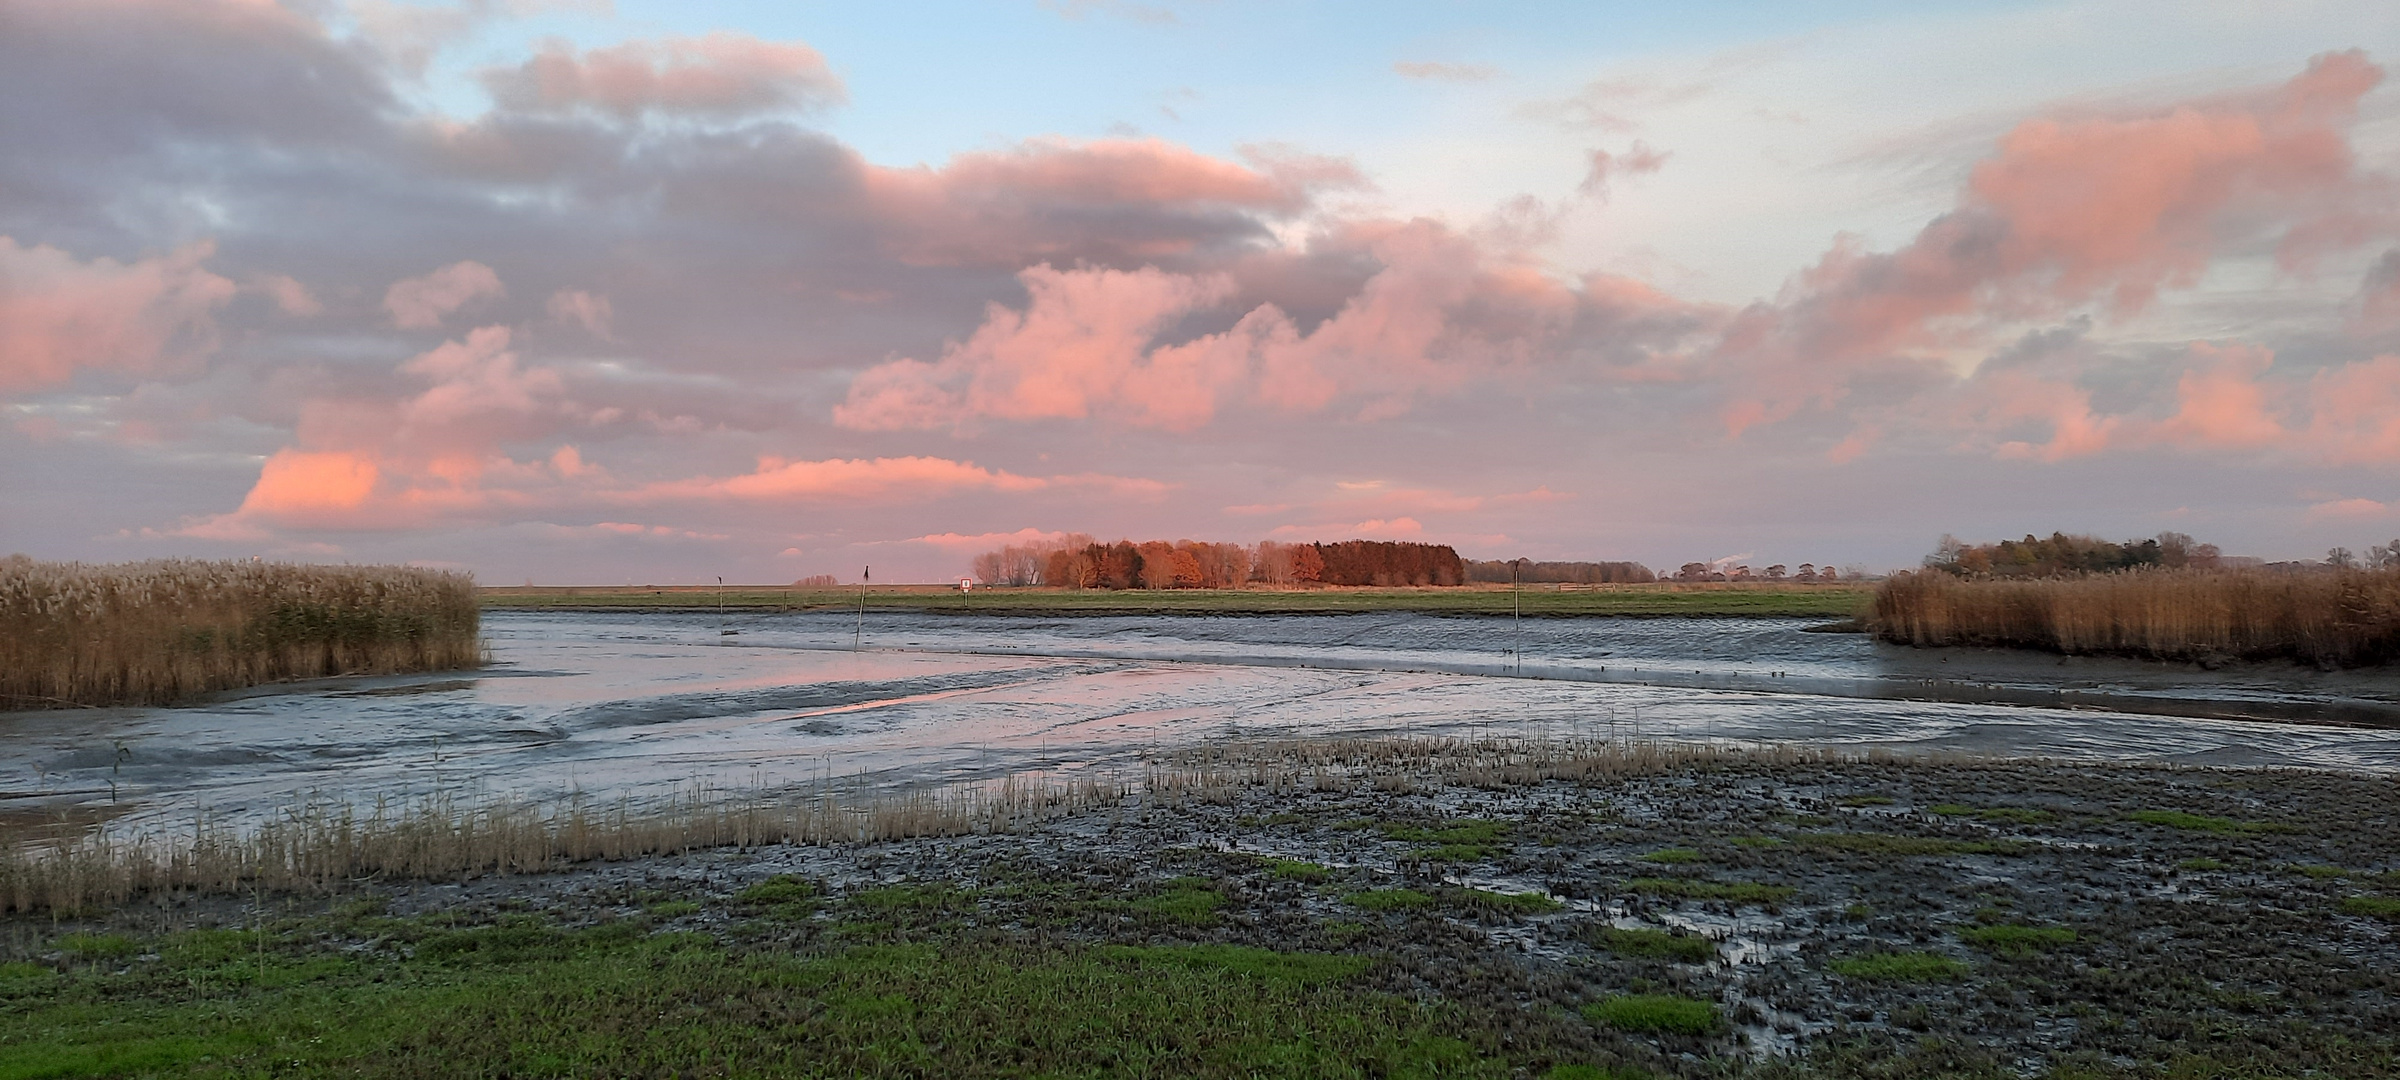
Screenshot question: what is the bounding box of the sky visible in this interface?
[3,0,2398,584]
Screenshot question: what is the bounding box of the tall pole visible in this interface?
[855,565,869,651]
[1512,559,1522,676]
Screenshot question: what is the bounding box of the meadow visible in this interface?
[481,582,1873,620]
[6,737,2398,1077]
[1871,566,2400,667]
[0,558,481,709]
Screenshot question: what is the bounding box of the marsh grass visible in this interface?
[1623,878,1794,904]
[1,558,481,708]
[1581,994,1719,1035]
[1871,566,2400,666]
[2127,810,2288,834]
[2339,895,2400,920]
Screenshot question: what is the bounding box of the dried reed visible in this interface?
[1871,566,2400,667]
[0,557,481,708]
[1,773,1127,915]
[3,736,1862,915]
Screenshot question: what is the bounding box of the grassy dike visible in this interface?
[481,582,1874,619]
[8,743,2399,1078]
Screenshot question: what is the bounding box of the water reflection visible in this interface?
[5,609,2398,829]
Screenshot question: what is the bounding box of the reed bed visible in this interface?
[0,557,481,708]
[2,736,1866,915]
[1871,566,2400,667]
[0,773,1127,915]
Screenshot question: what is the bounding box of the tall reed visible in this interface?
[0,557,482,708]
[1871,566,2400,667]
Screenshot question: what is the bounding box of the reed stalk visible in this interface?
[0,557,481,708]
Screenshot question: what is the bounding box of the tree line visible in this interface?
[971,536,1471,589]
[1926,531,2222,578]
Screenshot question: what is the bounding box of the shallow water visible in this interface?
[6,609,2400,828]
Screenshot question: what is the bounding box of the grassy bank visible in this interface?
[1,559,481,709]
[482,582,1872,619]
[9,740,2400,1077]
[1871,566,2400,666]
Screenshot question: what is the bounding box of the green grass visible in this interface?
[1728,835,1786,848]
[480,583,1874,619]
[1794,832,2030,857]
[1345,888,1435,912]
[0,917,1518,1079]
[1382,819,1511,861]
[55,932,139,960]
[1637,848,1702,864]
[2126,810,2288,834]
[1267,858,1332,882]
[1096,944,1371,987]
[2339,895,2400,920]
[1127,878,1224,926]
[1622,878,1794,904]
[1580,994,1719,1035]
[1585,927,1717,963]
[1827,951,1970,982]
[1928,805,2055,825]
[1958,923,2078,955]
[1446,888,1563,915]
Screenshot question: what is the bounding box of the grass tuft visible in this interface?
[1581,994,1719,1035]
[1623,878,1794,904]
[2127,810,2287,834]
[1638,848,1702,864]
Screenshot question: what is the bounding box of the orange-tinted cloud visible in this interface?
[383,261,505,328]
[0,237,236,395]
[481,32,845,120]
[1720,51,2390,436]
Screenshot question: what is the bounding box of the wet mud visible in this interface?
[58,754,2399,1076]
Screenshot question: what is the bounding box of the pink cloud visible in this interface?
[546,289,614,338]
[0,237,236,394]
[2307,497,2388,521]
[1719,51,2391,436]
[838,219,1702,431]
[482,32,845,120]
[384,261,505,329]
[2304,354,2400,463]
[2150,343,2284,449]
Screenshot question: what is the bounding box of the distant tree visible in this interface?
[1817,564,1838,581]
[1764,564,1787,580]
[2329,547,2358,569]
[1794,563,1817,582]
[1289,543,1324,584]
[1675,563,1711,582]
[792,574,838,587]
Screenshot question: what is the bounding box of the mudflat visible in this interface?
[10,745,2397,1077]
[479,582,1876,619]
